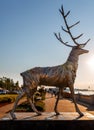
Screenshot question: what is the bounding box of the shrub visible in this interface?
[35,100,45,111]
[16,100,45,112]
[0,94,17,103]
[14,88,46,112]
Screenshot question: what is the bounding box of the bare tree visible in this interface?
[10,5,90,119]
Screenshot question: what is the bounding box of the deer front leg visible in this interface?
[54,88,60,115]
[10,91,25,120]
[69,86,84,117]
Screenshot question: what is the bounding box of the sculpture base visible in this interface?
[1,112,94,120]
[1,112,94,130]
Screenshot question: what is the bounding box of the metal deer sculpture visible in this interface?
[10,5,90,119]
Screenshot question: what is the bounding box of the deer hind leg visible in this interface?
[69,86,84,117]
[26,87,41,116]
[54,88,61,115]
[10,91,25,120]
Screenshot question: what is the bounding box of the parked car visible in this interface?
[0,89,6,94]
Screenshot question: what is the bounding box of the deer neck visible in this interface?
[67,52,79,71]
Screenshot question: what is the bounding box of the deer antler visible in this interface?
[54,32,73,47]
[55,5,90,47]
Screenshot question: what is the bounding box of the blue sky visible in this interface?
[0,0,94,89]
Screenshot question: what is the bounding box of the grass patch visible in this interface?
[0,94,18,103]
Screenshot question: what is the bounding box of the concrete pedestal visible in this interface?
[1,112,94,120]
[1,112,94,130]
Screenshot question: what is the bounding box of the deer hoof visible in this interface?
[80,112,84,117]
[10,111,17,120]
[55,112,60,115]
[37,112,42,116]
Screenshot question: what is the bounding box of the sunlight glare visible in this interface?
[87,56,94,70]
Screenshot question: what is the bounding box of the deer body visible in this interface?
[10,5,90,119]
[21,50,78,88]
[21,46,87,88]
[21,62,75,87]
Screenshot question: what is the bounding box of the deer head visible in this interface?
[54,5,90,55]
